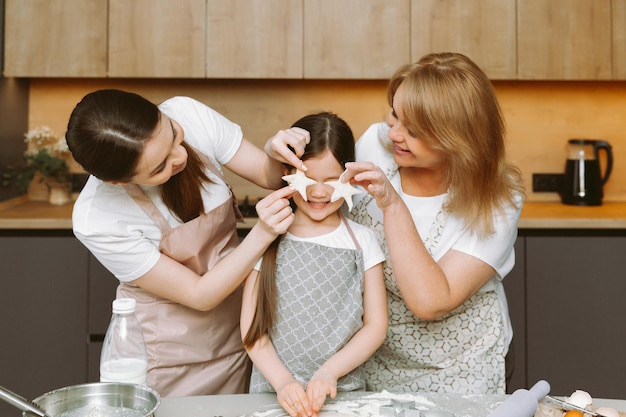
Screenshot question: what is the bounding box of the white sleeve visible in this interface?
[350,221,386,272]
[72,182,163,282]
[452,193,523,280]
[159,96,243,166]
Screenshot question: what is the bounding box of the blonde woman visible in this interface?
[344,52,525,394]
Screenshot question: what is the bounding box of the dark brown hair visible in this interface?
[66,89,210,222]
[243,111,355,348]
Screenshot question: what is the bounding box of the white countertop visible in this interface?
[154,391,626,417]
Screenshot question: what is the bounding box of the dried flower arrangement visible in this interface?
[2,126,70,192]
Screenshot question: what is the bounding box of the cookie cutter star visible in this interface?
[282,169,317,201]
[324,171,362,211]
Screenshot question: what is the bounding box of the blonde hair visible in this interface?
[388,52,525,237]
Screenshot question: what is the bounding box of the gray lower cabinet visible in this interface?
[87,257,119,382]
[505,231,626,398]
[3,229,625,413]
[0,231,117,417]
[503,237,526,393]
[525,233,626,398]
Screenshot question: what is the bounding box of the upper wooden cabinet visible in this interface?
[517,0,612,80]
[411,0,517,80]
[206,0,302,78]
[108,0,206,78]
[613,0,626,80]
[4,0,107,77]
[303,0,410,79]
[3,0,625,80]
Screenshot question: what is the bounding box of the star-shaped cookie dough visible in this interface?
[282,169,317,201]
[324,172,362,211]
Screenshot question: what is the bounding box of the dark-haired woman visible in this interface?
[66,90,308,397]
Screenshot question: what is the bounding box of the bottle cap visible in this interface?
[112,298,136,314]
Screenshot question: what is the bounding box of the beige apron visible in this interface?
[119,162,251,398]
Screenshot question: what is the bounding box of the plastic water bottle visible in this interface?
[100,298,148,385]
[487,380,551,417]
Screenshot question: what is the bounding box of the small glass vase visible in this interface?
[47,182,71,205]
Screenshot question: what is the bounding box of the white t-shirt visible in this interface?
[72,96,243,282]
[254,218,385,273]
[353,122,523,345]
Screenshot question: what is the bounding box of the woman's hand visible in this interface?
[254,186,296,236]
[343,161,400,212]
[306,368,337,413]
[277,379,313,417]
[264,127,310,171]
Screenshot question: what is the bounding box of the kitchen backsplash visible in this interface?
[25,79,626,203]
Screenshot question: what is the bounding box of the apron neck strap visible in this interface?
[123,184,172,233]
[340,215,361,251]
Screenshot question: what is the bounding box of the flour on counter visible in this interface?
[242,391,502,417]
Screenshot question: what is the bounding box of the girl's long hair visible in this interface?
[66,89,210,222]
[242,111,355,348]
[388,52,525,237]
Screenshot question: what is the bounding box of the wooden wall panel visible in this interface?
[28,79,626,202]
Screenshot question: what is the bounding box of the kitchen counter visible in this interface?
[0,197,259,230]
[154,391,626,417]
[2,197,626,230]
[519,201,626,229]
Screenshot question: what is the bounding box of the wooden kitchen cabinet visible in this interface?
[5,0,625,80]
[108,0,206,78]
[206,0,303,79]
[517,0,612,80]
[3,0,107,77]
[303,0,410,79]
[410,0,517,80]
[612,0,626,79]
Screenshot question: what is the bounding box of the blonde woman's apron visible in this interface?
[119,162,250,398]
[250,217,366,393]
[349,166,505,394]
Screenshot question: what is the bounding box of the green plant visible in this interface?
[2,126,70,193]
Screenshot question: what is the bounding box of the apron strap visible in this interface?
[198,152,245,223]
[340,215,361,251]
[123,184,172,233]
[123,148,244,232]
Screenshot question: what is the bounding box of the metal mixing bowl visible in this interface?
[24,382,160,417]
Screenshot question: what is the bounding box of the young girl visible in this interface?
[240,112,388,417]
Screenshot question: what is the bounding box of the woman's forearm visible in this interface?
[381,199,452,319]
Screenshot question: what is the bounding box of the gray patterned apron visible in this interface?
[349,165,505,394]
[118,159,251,398]
[250,217,366,393]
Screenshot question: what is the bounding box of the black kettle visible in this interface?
[561,139,613,206]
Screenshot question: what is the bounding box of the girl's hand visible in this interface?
[254,186,296,236]
[277,379,313,417]
[264,127,310,171]
[343,161,400,212]
[306,368,337,413]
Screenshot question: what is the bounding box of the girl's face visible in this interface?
[130,113,188,186]
[388,84,445,171]
[286,150,345,223]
